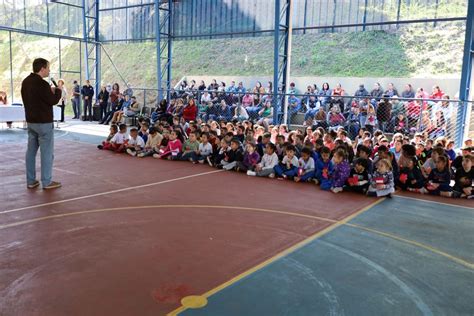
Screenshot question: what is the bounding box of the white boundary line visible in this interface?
[0,169,223,215]
[393,194,474,210]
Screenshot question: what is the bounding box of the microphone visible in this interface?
[51,78,58,87]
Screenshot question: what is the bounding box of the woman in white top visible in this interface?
[57,79,68,122]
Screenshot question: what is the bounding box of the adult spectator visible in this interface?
[216,100,232,121]
[288,82,297,95]
[430,85,445,100]
[354,84,369,103]
[208,79,219,91]
[242,93,253,108]
[304,94,320,121]
[391,112,409,135]
[236,81,246,94]
[21,57,62,190]
[252,81,265,106]
[377,97,392,132]
[97,85,109,121]
[402,84,415,99]
[390,96,406,117]
[198,80,206,91]
[81,79,94,121]
[71,80,81,119]
[109,83,120,111]
[318,82,332,110]
[0,90,7,104]
[218,81,226,92]
[226,81,237,93]
[257,100,273,129]
[287,93,301,123]
[183,98,198,122]
[0,90,13,128]
[201,91,211,104]
[233,103,249,121]
[100,93,123,125]
[384,83,399,97]
[56,79,67,122]
[370,83,384,100]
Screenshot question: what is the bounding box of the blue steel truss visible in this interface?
[457,0,474,146]
[82,0,100,95]
[273,0,293,124]
[155,0,173,102]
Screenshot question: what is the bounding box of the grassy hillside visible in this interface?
[100,21,465,88]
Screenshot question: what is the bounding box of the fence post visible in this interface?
[362,0,368,31]
[456,0,474,146]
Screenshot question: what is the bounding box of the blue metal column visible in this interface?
[456,0,474,146]
[9,31,13,102]
[95,0,101,95]
[82,0,99,92]
[272,0,293,124]
[156,0,173,102]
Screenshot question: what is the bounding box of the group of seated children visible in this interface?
[97,119,473,199]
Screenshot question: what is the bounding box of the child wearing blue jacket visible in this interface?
[273,145,299,179]
[294,147,316,182]
[315,146,334,190]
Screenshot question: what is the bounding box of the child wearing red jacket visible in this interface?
[182,99,197,122]
[153,130,182,160]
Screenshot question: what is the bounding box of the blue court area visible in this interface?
[180,197,474,316]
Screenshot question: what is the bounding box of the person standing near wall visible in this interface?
[81,79,94,121]
[21,58,62,190]
[56,79,67,122]
[71,80,81,119]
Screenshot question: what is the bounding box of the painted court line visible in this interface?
[167,198,386,315]
[1,201,472,270]
[0,170,223,215]
[393,194,474,210]
[0,205,335,230]
[345,223,474,269]
[0,152,81,176]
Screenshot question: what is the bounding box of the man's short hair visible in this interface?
[33,58,49,73]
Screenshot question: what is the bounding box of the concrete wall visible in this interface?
[184,75,461,98]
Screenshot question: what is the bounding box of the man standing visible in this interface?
[21,58,62,190]
[71,80,81,119]
[81,80,94,121]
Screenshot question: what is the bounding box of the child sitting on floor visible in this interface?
[220,138,243,171]
[421,147,444,178]
[367,158,395,197]
[236,143,260,172]
[180,131,200,162]
[356,145,373,174]
[273,144,299,179]
[247,143,279,177]
[154,130,182,160]
[330,149,351,193]
[294,147,315,183]
[195,132,213,164]
[397,157,424,191]
[97,124,118,150]
[137,127,163,158]
[103,123,128,153]
[414,154,452,197]
[344,157,370,194]
[210,138,230,167]
[453,154,473,199]
[315,146,334,190]
[126,127,145,157]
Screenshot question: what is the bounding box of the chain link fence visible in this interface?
[135,86,472,145]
